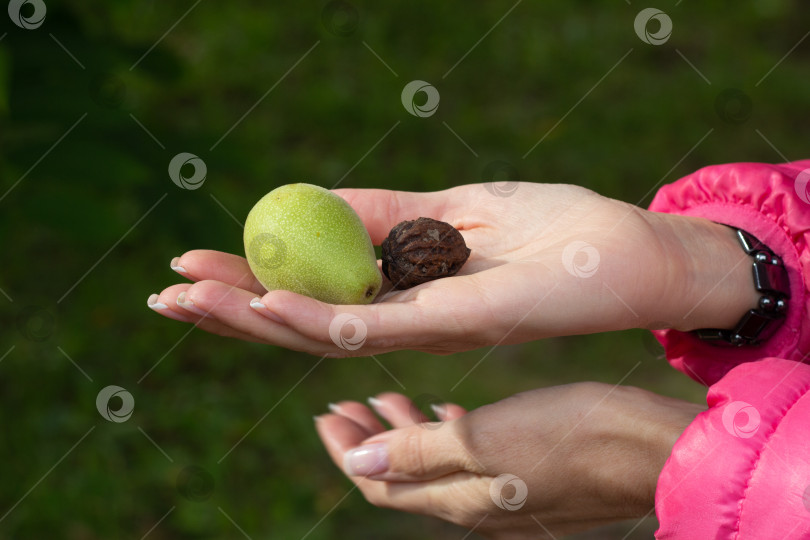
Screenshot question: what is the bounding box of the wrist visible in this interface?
[646,212,760,331]
[597,387,703,514]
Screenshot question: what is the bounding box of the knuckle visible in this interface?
[391,430,427,477]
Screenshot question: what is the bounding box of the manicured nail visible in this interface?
[430,403,447,419]
[328,402,342,414]
[170,257,187,273]
[343,443,389,477]
[147,293,168,311]
[313,415,322,423]
[367,396,384,410]
[176,291,207,316]
[249,297,286,325]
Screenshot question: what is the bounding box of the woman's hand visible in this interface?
[315,385,703,539]
[149,182,758,356]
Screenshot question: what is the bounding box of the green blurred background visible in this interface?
[0,0,807,538]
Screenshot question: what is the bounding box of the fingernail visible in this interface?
[176,291,207,316]
[313,415,322,423]
[170,257,187,273]
[249,297,286,325]
[343,443,389,477]
[367,396,384,410]
[328,402,342,414]
[147,293,168,311]
[430,403,447,419]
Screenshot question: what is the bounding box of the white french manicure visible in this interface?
[147,293,168,310]
[367,396,385,410]
[176,291,207,316]
[170,257,187,273]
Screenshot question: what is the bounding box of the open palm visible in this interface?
[149,182,684,356]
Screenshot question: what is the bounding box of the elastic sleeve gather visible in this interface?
[648,160,810,386]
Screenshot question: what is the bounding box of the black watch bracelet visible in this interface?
[694,228,790,346]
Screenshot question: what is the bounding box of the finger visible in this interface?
[315,415,488,521]
[315,413,377,469]
[171,250,266,295]
[148,284,266,344]
[434,402,467,421]
[175,280,333,354]
[147,286,194,323]
[256,277,493,355]
[367,392,428,428]
[333,187,471,245]
[354,471,488,522]
[342,421,477,482]
[328,401,387,434]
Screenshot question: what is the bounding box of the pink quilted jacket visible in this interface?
[648,160,810,538]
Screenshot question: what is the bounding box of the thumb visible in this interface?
[342,421,477,482]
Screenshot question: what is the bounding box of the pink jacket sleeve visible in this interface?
[649,161,810,538]
[648,160,810,386]
[655,358,810,539]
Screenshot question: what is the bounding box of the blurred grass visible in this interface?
[0,0,807,538]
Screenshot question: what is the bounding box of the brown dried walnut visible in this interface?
[381,217,471,289]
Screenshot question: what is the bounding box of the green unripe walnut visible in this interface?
[243,183,381,305]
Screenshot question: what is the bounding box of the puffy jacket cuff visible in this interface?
[655,358,810,539]
[649,160,810,386]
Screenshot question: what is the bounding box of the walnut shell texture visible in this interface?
[381,217,471,289]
